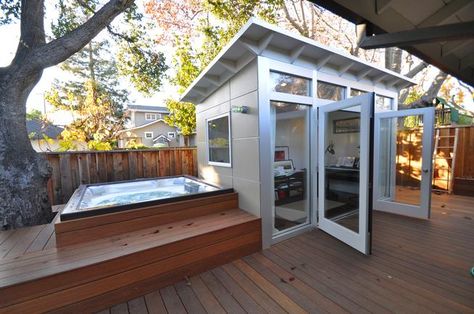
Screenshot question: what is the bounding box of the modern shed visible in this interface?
[181,19,435,254]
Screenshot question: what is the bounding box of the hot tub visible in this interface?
[60,176,232,221]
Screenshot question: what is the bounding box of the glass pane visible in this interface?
[377,115,423,206]
[317,81,346,101]
[271,101,310,234]
[270,71,311,96]
[208,115,230,164]
[375,95,393,112]
[324,106,361,233]
[350,88,368,97]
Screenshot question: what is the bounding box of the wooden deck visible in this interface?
[100,192,474,314]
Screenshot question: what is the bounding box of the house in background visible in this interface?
[27,119,64,152]
[118,105,195,148]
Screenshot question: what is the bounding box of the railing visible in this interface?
[42,148,198,205]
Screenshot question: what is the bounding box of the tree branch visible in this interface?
[29,0,134,70]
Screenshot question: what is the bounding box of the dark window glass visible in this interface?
[270,71,311,96]
[207,115,230,165]
[317,81,346,101]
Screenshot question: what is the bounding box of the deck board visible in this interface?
[98,192,474,314]
[1,193,473,313]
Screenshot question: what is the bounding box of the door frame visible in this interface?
[317,93,374,255]
[373,107,435,219]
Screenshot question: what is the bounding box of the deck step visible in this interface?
[0,208,261,313]
[55,192,239,246]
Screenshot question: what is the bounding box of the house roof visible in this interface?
[152,134,172,143]
[119,119,168,133]
[26,119,63,140]
[309,0,474,86]
[127,105,169,113]
[181,18,416,104]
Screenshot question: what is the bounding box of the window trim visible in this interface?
[206,112,232,168]
[145,113,157,121]
[144,131,153,139]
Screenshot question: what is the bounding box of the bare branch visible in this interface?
[29,0,134,70]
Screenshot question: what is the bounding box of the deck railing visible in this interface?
[42,148,198,205]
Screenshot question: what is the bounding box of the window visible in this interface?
[167,132,176,139]
[270,71,311,96]
[375,95,393,111]
[207,113,231,166]
[144,132,153,139]
[145,113,157,120]
[350,88,368,97]
[317,81,346,101]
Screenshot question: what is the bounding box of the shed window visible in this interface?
[375,95,393,111]
[207,114,231,167]
[350,88,368,97]
[270,71,311,96]
[317,81,346,101]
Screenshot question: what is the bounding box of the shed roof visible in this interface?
[26,119,64,140]
[181,18,416,104]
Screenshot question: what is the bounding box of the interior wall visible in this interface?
[195,59,261,217]
[275,113,307,170]
[326,110,361,162]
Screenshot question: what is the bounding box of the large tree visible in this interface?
[0,0,160,229]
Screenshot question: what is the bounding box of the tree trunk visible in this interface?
[0,69,54,229]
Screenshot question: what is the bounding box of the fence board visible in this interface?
[42,148,198,205]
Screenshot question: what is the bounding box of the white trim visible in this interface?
[373,107,435,219]
[144,131,153,139]
[317,93,373,255]
[206,112,232,168]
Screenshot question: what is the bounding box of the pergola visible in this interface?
[311,0,474,86]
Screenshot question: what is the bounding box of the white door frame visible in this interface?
[317,93,373,255]
[373,107,435,219]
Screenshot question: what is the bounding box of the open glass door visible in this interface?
[373,108,435,219]
[317,93,373,255]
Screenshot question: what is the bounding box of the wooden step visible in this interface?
[55,192,239,246]
[0,209,261,313]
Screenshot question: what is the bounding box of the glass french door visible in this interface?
[317,93,373,255]
[373,108,435,219]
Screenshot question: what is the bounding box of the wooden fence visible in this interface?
[42,148,198,205]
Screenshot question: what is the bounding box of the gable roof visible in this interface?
[127,105,169,113]
[26,119,64,140]
[181,18,416,104]
[119,119,169,133]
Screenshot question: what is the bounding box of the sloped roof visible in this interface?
[181,18,416,104]
[127,105,169,113]
[310,0,474,86]
[26,119,63,140]
[119,119,168,133]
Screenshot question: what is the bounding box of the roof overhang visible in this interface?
[310,0,474,86]
[181,18,416,104]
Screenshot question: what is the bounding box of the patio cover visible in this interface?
[310,0,474,86]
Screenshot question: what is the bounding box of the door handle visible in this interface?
[422,169,429,173]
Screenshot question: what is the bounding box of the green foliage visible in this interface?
[164,99,196,137]
[125,139,149,150]
[404,89,423,105]
[26,109,44,121]
[46,80,127,150]
[0,0,21,25]
[168,0,282,93]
